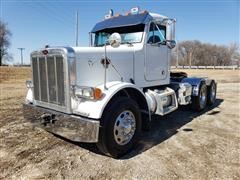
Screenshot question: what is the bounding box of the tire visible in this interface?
[207,81,217,105]
[142,113,151,131]
[97,97,142,158]
[191,81,207,111]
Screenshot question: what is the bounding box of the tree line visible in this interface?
[172,40,240,66]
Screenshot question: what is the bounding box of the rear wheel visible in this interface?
[191,81,207,111]
[97,97,141,158]
[207,81,217,105]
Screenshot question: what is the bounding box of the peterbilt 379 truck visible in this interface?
[23,8,217,158]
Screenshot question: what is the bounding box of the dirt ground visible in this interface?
[0,67,239,179]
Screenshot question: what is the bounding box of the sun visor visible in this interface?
[91,12,152,33]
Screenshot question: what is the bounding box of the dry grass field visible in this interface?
[0,67,239,179]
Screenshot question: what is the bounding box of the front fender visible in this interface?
[71,81,145,119]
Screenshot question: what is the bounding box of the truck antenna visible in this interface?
[104,43,108,90]
[75,11,79,46]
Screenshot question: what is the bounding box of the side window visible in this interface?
[94,32,110,46]
[147,23,166,44]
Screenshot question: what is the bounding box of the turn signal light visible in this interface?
[94,88,103,100]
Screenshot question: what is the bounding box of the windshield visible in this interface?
[94,24,145,46]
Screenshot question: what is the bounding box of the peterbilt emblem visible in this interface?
[88,58,98,66]
[88,60,94,66]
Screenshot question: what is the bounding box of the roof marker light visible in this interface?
[109,9,113,16]
[140,10,148,14]
[105,14,111,19]
[114,13,120,17]
[105,9,114,19]
[125,12,131,16]
[130,7,139,14]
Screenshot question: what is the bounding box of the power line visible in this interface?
[27,2,74,29]
[37,1,75,25]
[46,1,76,22]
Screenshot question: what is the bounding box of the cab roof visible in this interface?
[91,12,167,33]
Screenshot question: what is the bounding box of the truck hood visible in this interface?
[71,45,141,87]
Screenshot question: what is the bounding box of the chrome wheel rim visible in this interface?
[113,110,136,145]
[200,85,207,108]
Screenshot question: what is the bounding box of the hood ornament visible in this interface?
[101,57,111,68]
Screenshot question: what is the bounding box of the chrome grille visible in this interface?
[32,55,65,106]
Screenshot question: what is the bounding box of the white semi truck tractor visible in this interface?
[23,8,217,158]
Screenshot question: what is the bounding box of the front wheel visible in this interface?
[97,97,142,158]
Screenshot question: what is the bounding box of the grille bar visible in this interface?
[39,57,48,102]
[54,56,59,104]
[32,55,65,107]
[45,56,50,102]
[32,57,39,101]
[47,56,56,104]
[37,57,41,101]
[56,56,65,106]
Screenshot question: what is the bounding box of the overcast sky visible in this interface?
[1,0,239,64]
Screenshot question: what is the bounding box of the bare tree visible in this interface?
[0,20,12,66]
[229,43,240,66]
[178,40,200,66]
[176,40,237,66]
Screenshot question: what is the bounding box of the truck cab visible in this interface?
[89,11,175,87]
[23,8,217,158]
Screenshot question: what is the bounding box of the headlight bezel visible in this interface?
[73,85,102,100]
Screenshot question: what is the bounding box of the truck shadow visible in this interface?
[56,98,223,159]
[122,98,223,159]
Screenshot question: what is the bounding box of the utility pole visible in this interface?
[176,42,179,68]
[75,11,79,46]
[189,52,192,68]
[18,48,25,66]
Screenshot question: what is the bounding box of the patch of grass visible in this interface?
[0,67,31,83]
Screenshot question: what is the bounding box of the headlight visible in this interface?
[82,87,94,99]
[73,86,102,100]
[26,80,33,88]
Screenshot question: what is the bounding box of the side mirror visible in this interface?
[109,33,121,48]
[165,18,176,49]
[166,40,176,49]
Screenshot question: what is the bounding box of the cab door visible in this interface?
[145,22,168,81]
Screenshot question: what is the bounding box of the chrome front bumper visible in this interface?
[22,103,99,142]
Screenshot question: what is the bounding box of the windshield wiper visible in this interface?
[121,42,134,46]
[97,42,110,47]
